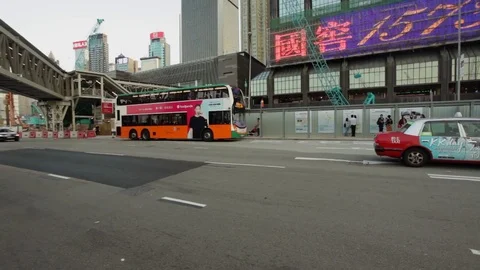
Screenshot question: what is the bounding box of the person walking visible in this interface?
[386,115,393,132]
[350,115,357,137]
[344,117,350,136]
[377,114,385,133]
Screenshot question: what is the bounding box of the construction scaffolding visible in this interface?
[281,0,349,106]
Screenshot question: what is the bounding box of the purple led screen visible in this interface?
[273,0,480,63]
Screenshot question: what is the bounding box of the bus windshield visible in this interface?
[115,84,248,141]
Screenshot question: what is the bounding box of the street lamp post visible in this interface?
[456,0,462,101]
[248,31,252,110]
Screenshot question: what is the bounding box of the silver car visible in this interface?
[0,127,20,142]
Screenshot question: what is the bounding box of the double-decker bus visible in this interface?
[115,84,247,141]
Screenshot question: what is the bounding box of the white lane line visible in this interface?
[295,157,361,163]
[295,157,395,165]
[48,173,70,180]
[470,249,480,255]
[85,152,125,156]
[161,197,206,208]
[428,174,480,182]
[353,141,374,145]
[205,161,286,169]
[316,146,372,151]
[361,160,395,165]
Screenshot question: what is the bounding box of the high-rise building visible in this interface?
[140,56,161,72]
[241,0,269,64]
[181,0,239,62]
[73,40,88,70]
[149,32,171,67]
[115,54,138,73]
[88,33,109,73]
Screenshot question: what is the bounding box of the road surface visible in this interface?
[0,138,479,269]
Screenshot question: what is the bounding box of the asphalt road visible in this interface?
[0,138,479,269]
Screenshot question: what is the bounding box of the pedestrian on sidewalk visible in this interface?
[386,115,393,132]
[350,115,357,137]
[377,114,385,133]
[343,117,350,136]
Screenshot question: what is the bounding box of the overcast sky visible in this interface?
[1,0,181,70]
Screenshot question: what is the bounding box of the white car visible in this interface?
[0,127,20,142]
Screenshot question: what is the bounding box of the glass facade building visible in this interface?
[241,0,270,64]
[148,32,170,67]
[181,0,239,63]
[248,0,480,108]
[88,33,109,73]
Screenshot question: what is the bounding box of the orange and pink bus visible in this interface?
[115,84,247,141]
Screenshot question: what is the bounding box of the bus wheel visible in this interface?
[129,129,138,140]
[141,129,150,140]
[202,129,213,142]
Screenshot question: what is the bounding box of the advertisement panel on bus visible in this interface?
[117,97,247,141]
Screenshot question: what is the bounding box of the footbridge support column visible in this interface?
[37,101,70,132]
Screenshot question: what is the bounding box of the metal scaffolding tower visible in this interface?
[282,0,349,106]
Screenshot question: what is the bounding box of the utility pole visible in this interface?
[456,0,462,100]
[247,0,252,109]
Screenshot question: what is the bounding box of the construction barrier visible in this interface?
[17,130,96,139]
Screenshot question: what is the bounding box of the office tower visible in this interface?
[115,54,139,73]
[241,0,269,64]
[88,33,109,73]
[149,32,171,67]
[181,0,239,62]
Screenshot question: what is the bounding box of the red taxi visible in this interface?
[374,118,480,167]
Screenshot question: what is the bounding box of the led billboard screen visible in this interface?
[272,0,480,63]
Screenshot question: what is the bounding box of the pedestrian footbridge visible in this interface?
[0,19,169,131]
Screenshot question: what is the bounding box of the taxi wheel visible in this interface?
[403,148,428,167]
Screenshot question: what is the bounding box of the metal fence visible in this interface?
[245,100,480,139]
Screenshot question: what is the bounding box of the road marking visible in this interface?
[353,141,374,145]
[48,173,70,180]
[85,152,125,156]
[160,197,206,208]
[295,157,395,165]
[205,161,286,169]
[194,146,208,149]
[470,249,480,255]
[316,146,372,151]
[250,140,282,144]
[428,174,480,182]
[295,157,361,163]
[361,160,396,165]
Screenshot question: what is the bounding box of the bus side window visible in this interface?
[208,111,231,125]
[158,114,167,125]
[221,89,228,98]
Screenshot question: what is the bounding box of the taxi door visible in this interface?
[458,121,480,162]
[419,120,465,161]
